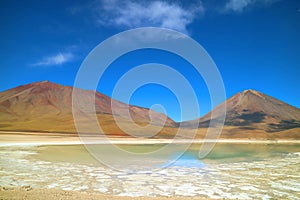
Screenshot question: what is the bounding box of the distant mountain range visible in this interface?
[1,81,300,139]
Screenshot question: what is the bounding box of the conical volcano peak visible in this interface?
[40,80,49,83]
[241,89,263,97]
[183,89,300,133]
[241,89,265,98]
[242,89,255,93]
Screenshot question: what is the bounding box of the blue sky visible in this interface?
[1,0,300,122]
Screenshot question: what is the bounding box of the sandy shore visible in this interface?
[0,186,210,200]
[1,131,300,146]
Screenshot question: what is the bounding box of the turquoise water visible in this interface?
[0,143,300,199]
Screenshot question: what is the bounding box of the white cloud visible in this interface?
[224,0,280,13]
[109,27,188,49]
[32,52,74,67]
[225,0,253,12]
[95,0,204,34]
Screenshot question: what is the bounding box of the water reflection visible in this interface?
[164,152,205,168]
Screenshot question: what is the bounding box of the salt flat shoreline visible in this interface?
[0,187,210,200]
[1,132,299,200]
[0,131,300,146]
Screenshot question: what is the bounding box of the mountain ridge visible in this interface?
[1,81,300,139]
[0,81,177,135]
[183,89,300,132]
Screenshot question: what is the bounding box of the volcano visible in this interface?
[183,89,300,134]
[0,81,177,135]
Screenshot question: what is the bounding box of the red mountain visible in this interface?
[183,89,300,132]
[0,81,177,134]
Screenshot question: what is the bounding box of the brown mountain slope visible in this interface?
[1,82,299,139]
[0,81,177,134]
[183,89,300,132]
